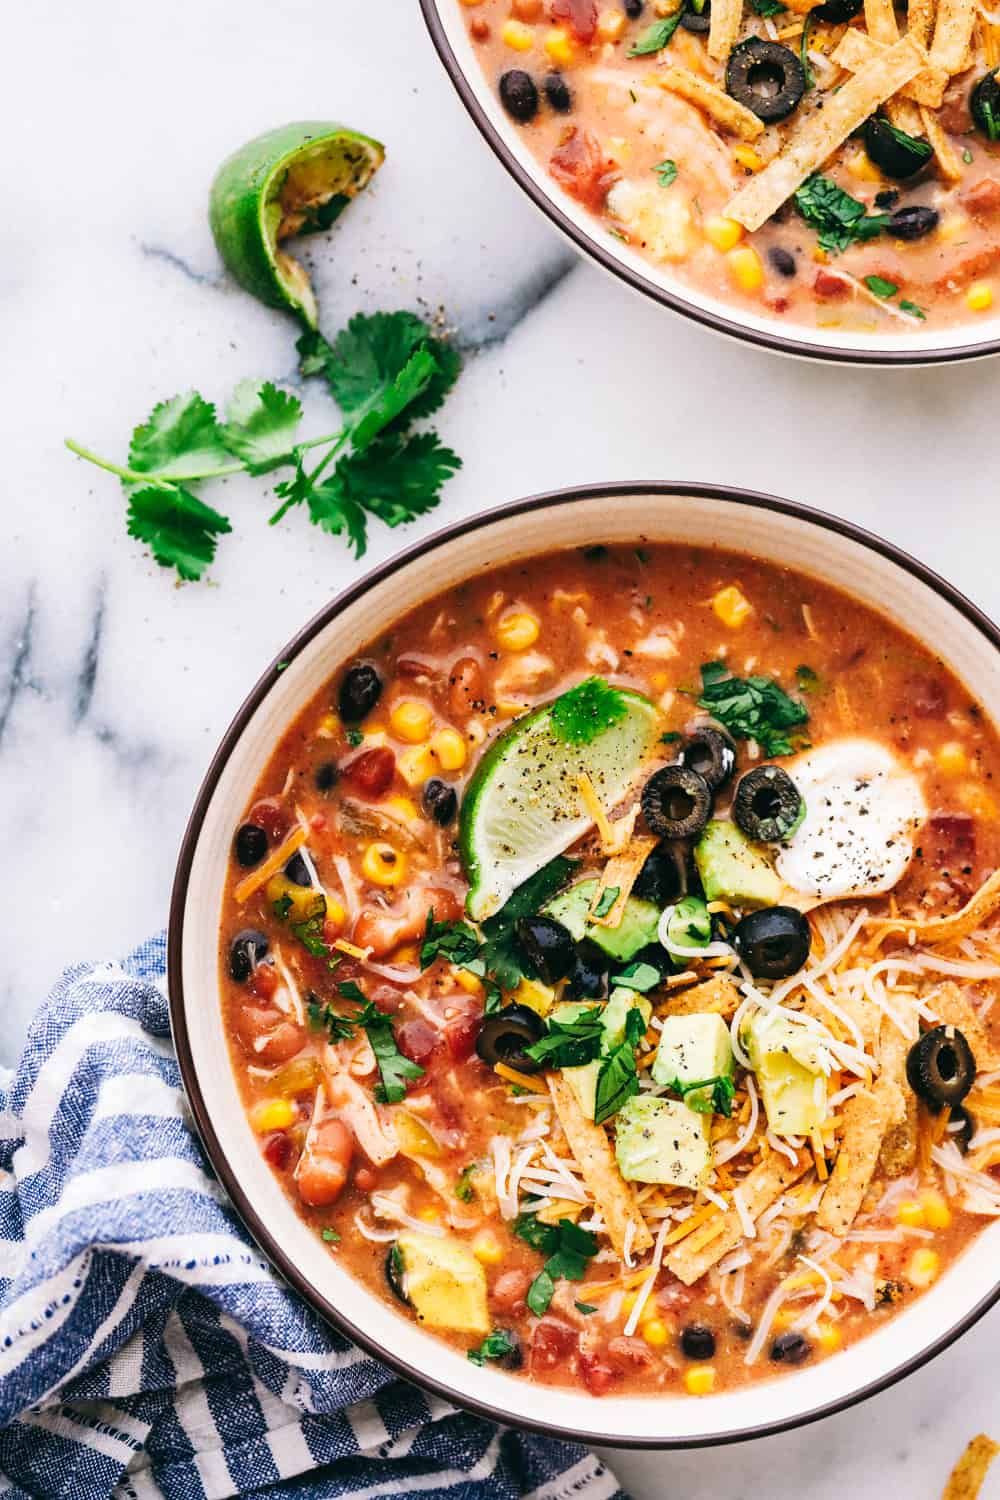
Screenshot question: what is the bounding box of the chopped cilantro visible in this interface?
[593,886,620,919]
[346,728,364,747]
[307,998,356,1042]
[467,1329,518,1367]
[670,1073,736,1116]
[899,300,927,320]
[653,159,678,189]
[348,992,424,1103]
[795,664,820,694]
[321,1227,341,1243]
[575,1301,598,1315]
[864,274,899,299]
[550,677,628,745]
[610,960,663,993]
[794,174,889,256]
[627,10,686,54]
[695,660,809,757]
[594,1006,647,1124]
[455,1164,478,1203]
[800,12,816,90]
[751,0,786,13]
[525,1010,605,1070]
[963,147,975,164]
[660,730,682,744]
[515,1216,598,1315]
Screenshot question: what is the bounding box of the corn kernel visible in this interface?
[454,967,484,996]
[684,1366,716,1396]
[395,944,420,966]
[431,727,468,771]
[473,1231,505,1264]
[495,611,540,651]
[704,215,744,252]
[318,712,341,737]
[544,26,576,65]
[253,1098,296,1133]
[921,1189,952,1230]
[502,18,535,49]
[513,977,556,1016]
[936,741,967,775]
[361,842,406,887]
[418,1204,440,1222]
[814,1321,842,1352]
[390,699,433,743]
[363,724,388,746]
[397,744,436,788]
[621,1292,638,1318]
[937,214,968,244]
[813,246,829,264]
[325,898,347,932]
[641,1318,669,1347]
[908,1248,940,1287]
[597,7,627,40]
[896,1200,926,1228]
[733,144,764,172]
[847,148,882,183]
[712,584,753,628]
[967,281,994,312]
[727,245,764,293]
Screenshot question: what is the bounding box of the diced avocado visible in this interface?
[694,821,783,907]
[563,1060,600,1120]
[555,992,651,1120]
[662,895,712,956]
[601,987,653,1050]
[545,879,662,961]
[744,1011,828,1138]
[396,1231,490,1335]
[615,1095,711,1188]
[652,1013,733,1091]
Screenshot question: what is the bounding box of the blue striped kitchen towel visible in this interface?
[0,936,627,1500]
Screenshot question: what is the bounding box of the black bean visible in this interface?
[544,73,573,113]
[234,822,268,868]
[768,246,797,277]
[285,852,311,887]
[338,662,383,723]
[624,0,644,14]
[314,761,339,794]
[230,929,269,983]
[680,1324,717,1360]
[499,69,539,123]
[875,188,901,209]
[888,204,939,240]
[423,778,458,826]
[770,1331,811,1364]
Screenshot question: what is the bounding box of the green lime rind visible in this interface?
[209,121,385,328]
[459,688,661,923]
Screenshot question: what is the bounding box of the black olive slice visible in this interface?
[515,916,577,984]
[229,929,270,983]
[770,1330,811,1364]
[386,1243,409,1304]
[680,1324,716,1360]
[681,0,711,32]
[972,69,1000,140]
[906,1025,976,1111]
[499,69,539,123]
[475,1003,546,1072]
[284,851,312,886]
[633,840,694,906]
[732,907,811,980]
[681,725,737,791]
[234,822,268,868]
[642,765,713,840]
[864,116,932,180]
[726,39,806,124]
[338,661,383,723]
[888,204,940,240]
[565,939,610,1000]
[732,766,803,843]
[812,0,862,18]
[423,778,458,826]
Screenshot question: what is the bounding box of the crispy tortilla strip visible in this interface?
[816,1071,906,1234]
[727,37,924,230]
[662,974,742,1020]
[831,30,947,107]
[666,1151,808,1285]
[866,0,900,44]
[590,834,659,928]
[930,0,978,74]
[921,103,966,179]
[925,981,1000,1069]
[887,96,929,134]
[709,0,744,60]
[878,1025,919,1176]
[941,1435,1000,1500]
[909,0,938,48]
[868,868,1000,946]
[656,66,765,140]
[547,1072,653,1260]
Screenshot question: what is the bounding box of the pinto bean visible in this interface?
[235,1005,307,1065]
[296,1117,353,1207]
[354,886,460,958]
[960,177,1000,222]
[491,1269,533,1314]
[938,75,974,136]
[448,656,483,716]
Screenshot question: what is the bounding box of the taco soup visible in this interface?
[220,543,1000,1398]
[460,0,1000,332]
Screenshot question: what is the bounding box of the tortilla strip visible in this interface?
[866,0,900,44]
[930,0,978,74]
[709,0,744,61]
[547,1072,653,1260]
[726,37,924,230]
[909,0,938,49]
[941,1434,1000,1500]
[887,96,929,134]
[831,30,947,107]
[921,103,966,179]
[662,974,742,1020]
[924,981,1000,1069]
[867,868,1000,946]
[816,1071,906,1234]
[666,1151,808,1285]
[656,66,765,141]
[878,1025,919,1177]
[590,834,659,928]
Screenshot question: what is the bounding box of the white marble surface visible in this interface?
[2,0,999,1493]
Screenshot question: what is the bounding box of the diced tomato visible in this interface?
[550,0,598,40]
[342,746,396,799]
[550,128,616,211]
[263,1132,294,1171]
[354,886,461,959]
[310,813,329,834]
[814,270,849,300]
[397,1019,441,1066]
[444,1001,483,1063]
[906,675,948,719]
[607,1336,655,1370]
[250,799,287,842]
[578,1351,622,1396]
[961,178,1000,221]
[928,812,976,865]
[531,1317,579,1372]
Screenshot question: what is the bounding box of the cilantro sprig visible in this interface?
[467,1329,519,1367]
[794,175,889,256]
[308,980,424,1102]
[66,312,462,581]
[550,677,628,746]
[627,10,686,55]
[514,1215,598,1315]
[695,660,809,757]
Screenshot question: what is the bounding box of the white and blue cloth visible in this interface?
[0,937,627,1500]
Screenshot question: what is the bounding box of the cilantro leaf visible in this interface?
[421,912,482,971]
[899,299,927,320]
[321,1227,341,1243]
[221,380,303,474]
[796,664,821,694]
[350,347,439,451]
[516,1216,598,1315]
[307,999,356,1042]
[610,960,663,993]
[550,677,628,745]
[751,0,786,14]
[627,11,685,55]
[128,392,233,481]
[525,1010,605,1070]
[594,1007,647,1125]
[126,486,232,582]
[696,660,809,756]
[672,1073,736,1116]
[513,1213,561,1255]
[794,175,889,255]
[455,1164,478,1203]
[332,431,462,526]
[302,473,370,556]
[298,312,461,432]
[527,1268,556,1316]
[593,887,619,919]
[351,998,424,1103]
[468,1329,519,1367]
[864,274,899,299]
[653,159,678,188]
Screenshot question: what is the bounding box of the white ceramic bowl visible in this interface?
[419,0,1000,367]
[169,484,1000,1447]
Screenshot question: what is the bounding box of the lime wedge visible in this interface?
[209,122,385,328]
[460,687,661,922]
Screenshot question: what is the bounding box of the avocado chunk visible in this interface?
[563,1059,600,1119]
[545,879,662,961]
[554,990,652,1121]
[652,1012,734,1092]
[694,821,783,907]
[615,1095,711,1188]
[744,1011,828,1138]
[601,986,653,1049]
[396,1231,489,1334]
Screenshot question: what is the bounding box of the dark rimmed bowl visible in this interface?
[169,483,1000,1446]
[419,0,1000,367]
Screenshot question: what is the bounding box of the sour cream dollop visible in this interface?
[776,737,927,901]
